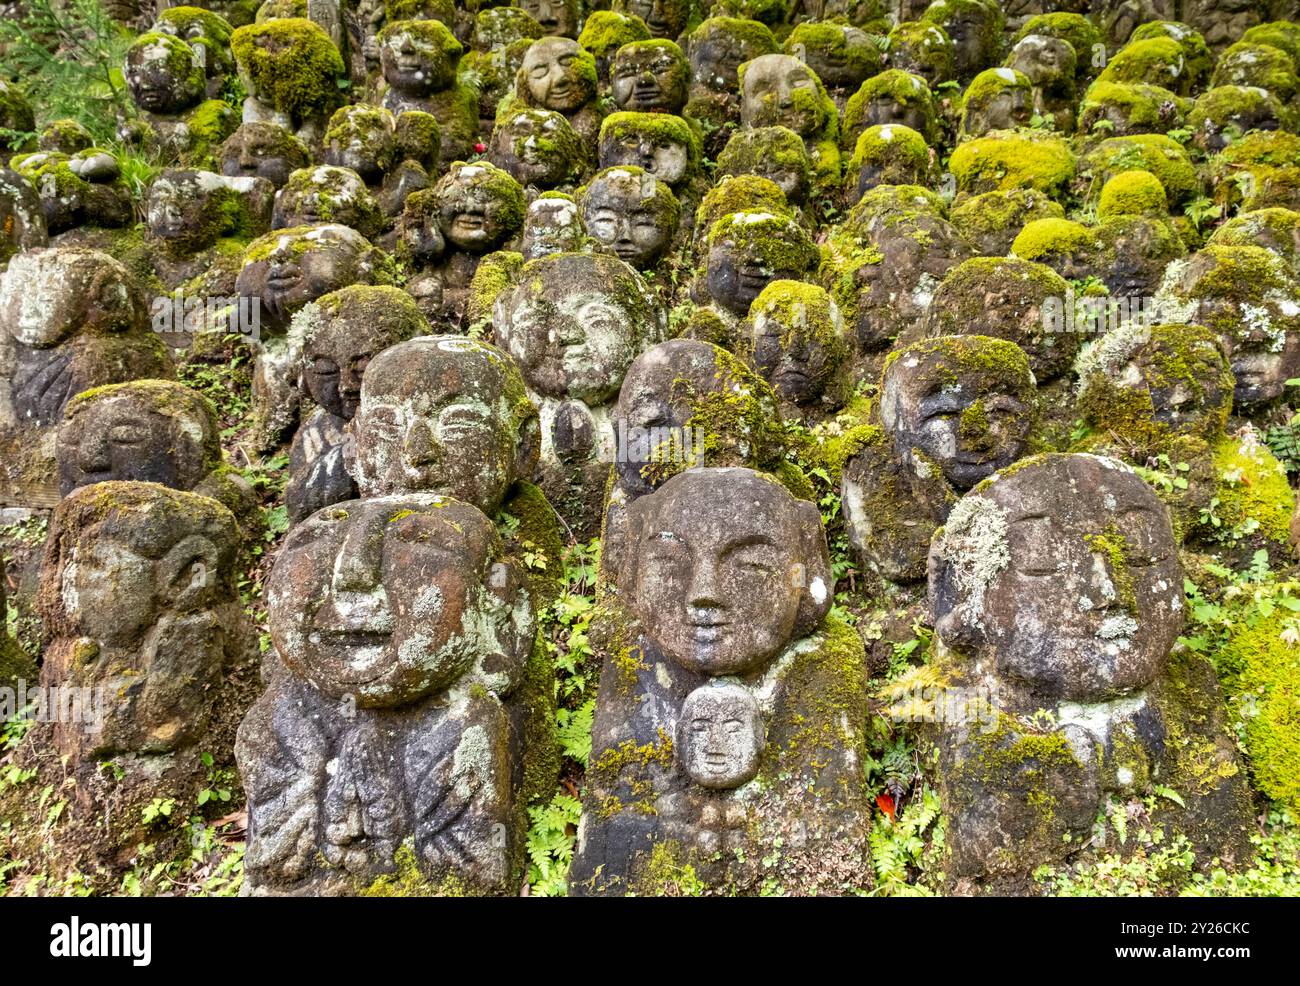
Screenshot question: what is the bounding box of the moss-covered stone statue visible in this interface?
[273,165,386,240]
[610,39,690,115]
[924,453,1253,894]
[0,167,48,266]
[716,125,812,209]
[219,121,312,190]
[322,105,439,219]
[570,467,872,895]
[508,37,607,147]
[9,148,134,240]
[488,106,588,191]
[376,18,478,165]
[576,166,680,276]
[153,4,238,100]
[739,53,841,197]
[231,17,346,149]
[683,17,780,156]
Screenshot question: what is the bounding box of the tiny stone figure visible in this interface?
[488,107,587,191]
[220,122,312,189]
[716,126,812,208]
[35,482,252,851]
[920,0,1003,81]
[519,0,580,38]
[122,31,238,165]
[613,0,690,41]
[493,251,665,537]
[284,285,427,523]
[237,493,552,895]
[461,8,545,134]
[885,20,957,88]
[145,168,274,293]
[0,167,48,265]
[927,453,1252,891]
[0,248,172,430]
[684,17,780,155]
[322,105,439,218]
[10,148,133,238]
[273,165,385,240]
[511,37,606,148]
[785,20,882,108]
[1005,33,1078,132]
[153,4,238,100]
[738,279,852,413]
[376,19,478,165]
[520,193,589,260]
[610,40,690,114]
[842,334,1036,585]
[231,18,346,149]
[841,68,938,151]
[577,166,680,273]
[570,467,872,896]
[739,53,841,194]
[400,161,526,331]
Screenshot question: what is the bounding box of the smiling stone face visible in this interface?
[57,381,219,495]
[611,40,689,113]
[597,112,695,188]
[520,37,596,112]
[378,20,459,95]
[740,54,831,137]
[624,467,832,676]
[880,336,1036,491]
[125,32,205,115]
[578,167,679,270]
[519,0,580,38]
[431,161,526,253]
[930,454,1184,703]
[220,122,311,189]
[676,681,765,789]
[268,494,527,707]
[494,252,662,405]
[236,224,380,331]
[351,336,537,510]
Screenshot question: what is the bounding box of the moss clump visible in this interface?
[383,0,455,23]
[1096,37,1190,95]
[577,10,651,59]
[1077,80,1188,136]
[706,210,820,278]
[842,69,937,148]
[358,842,470,897]
[467,250,524,333]
[1188,86,1285,152]
[716,125,810,190]
[1208,207,1300,272]
[711,0,788,28]
[1010,217,1097,262]
[1209,435,1295,549]
[230,18,345,119]
[1211,42,1299,103]
[919,0,1002,74]
[693,175,792,237]
[157,6,235,45]
[948,129,1075,197]
[1082,525,1136,610]
[1016,12,1099,78]
[949,187,1063,252]
[847,123,928,187]
[629,841,705,896]
[1242,22,1300,66]
[886,21,955,84]
[788,21,883,83]
[1212,130,1300,212]
[1084,134,1197,205]
[1129,21,1213,87]
[963,66,1031,112]
[1097,169,1167,219]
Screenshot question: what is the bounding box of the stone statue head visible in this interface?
[739,53,833,138]
[520,194,587,259]
[322,105,400,183]
[785,21,879,93]
[493,251,664,404]
[880,335,1036,491]
[929,453,1183,702]
[624,467,832,675]
[57,380,221,495]
[518,0,580,38]
[416,160,526,254]
[742,280,850,405]
[716,126,812,204]
[272,165,384,239]
[298,284,427,421]
[704,211,820,316]
[377,19,462,95]
[146,169,272,254]
[220,122,311,189]
[614,0,690,41]
[688,16,779,95]
[597,112,697,188]
[960,67,1033,137]
[611,39,690,113]
[676,680,765,789]
[267,493,534,706]
[125,32,206,115]
[350,335,538,510]
[518,37,598,113]
[0,247,148,348]
[578,166,680,270]
[488,107,585,190]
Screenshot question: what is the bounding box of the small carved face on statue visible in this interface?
[273,166,383,239]
[236,224,380,332]
[322,105,398,183]
[351,336,539,510]
[624,467,833,675]
[146,169,267,254]
[689,18,776,95]
[41,483,238,755]
[299,284,427,421]
[378,20,460,96]
[125,32,205,115]
[494,251,663,405]
[739,54,831,138]
[520,195,586,259]
[426,161,526,254]
[268,494,534,707]
[220,123,311,189]
[57,381,220,495]
[880,336,1036,491]
[597,112,696,189]
[519,37,597,113]
[786,23,877,93]
[154,5,236,87]
[579,167,680,270]
[1006,35,1076,90]
[929,453,1185,703]
[0,247,147,348]
[742,280,849,406]
[716,126,811,204]
[488,108,584,190]
[704,211,820,317]
[960,68,1032,137]
[928,1,997,79]
[615,0,689,40]
[611,40,690,113]
[519,0,580,38]
[676,681,765,789]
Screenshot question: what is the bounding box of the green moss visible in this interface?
[949,129,1075,196]
[693,174,793,234]
[949,188,1064,246]
[706,210,819,276]
[1082,526,1135,610]
[920,0,1002,68]
[358,841,469,896]
[789,21,882,82]
[1210,435,1294,548]
[886,21,954,82]
[842,69,936,147]
[963,66,1030,110]
[1097,169,1168,219]
[1078,80,1187,134]
[1242,22,1300,66]
[1208,207,1300,269]
[1084,134,1198,205]
[1129,21,1213,85]
[466,250,524,333]
[717,124,810,184]
[589,730,673,819]
[629,840,706,896]
[383,0,454,23]
[1010,217,1096,262]
[1016,12,1099,76]
[186,99,237,146]
[230,18,345,118]
[157,6,234,44]
[847,123,928,182]
[1211,42,1299,102]
[1188,85,1285,149]
[600,111,700,177]
[1096,37,1188,93]
[577,10,651,57]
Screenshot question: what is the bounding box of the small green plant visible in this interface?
[196,752,234,808]
[141,797,177,827]
[524,793,582,897]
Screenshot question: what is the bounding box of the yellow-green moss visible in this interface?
[1097,169,1167,219]
[1210,436,1295,548]
[230,18,345,118]
[1010,217,1096,261]
[948,129,1075,196]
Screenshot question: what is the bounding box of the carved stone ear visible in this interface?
[159,534,221,611]
[927,536,984,653]
[793,498,833,637]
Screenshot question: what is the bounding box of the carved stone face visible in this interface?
[273,166,380,236]
[791,25,875,92]
[220,123,310,189]
[716,126,810,204]
[268,494,530,707]
[351,336,537,510]
[322,106,396,183]
[519,0,579,38]
[1006,35,1076,88]
[690,19,772,94]
[521,38,595,112]
[42,483,238,756]
[433,162,525,253]
[379,22,457,95]
[494,252,662,404]
[933,5,995,79]
[616,0,688,40]
[744,281,847,405]
[598,114,693,187]
[580,167,678,269]
[625,467,832,675]
[676,681,764,789]
[611,41,689,113]
[147,169,267,253]
[962,69,1032,137]
[930,454,1184,702]
[705,212,819,317]
[0,247,146,348]
[125,33,204,115]
[236,224,378,331]
[520,195,586,259]
[740,54,828,137]
[58,382,217,495]
[880,337,1035,491]
[488,108,582,189]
